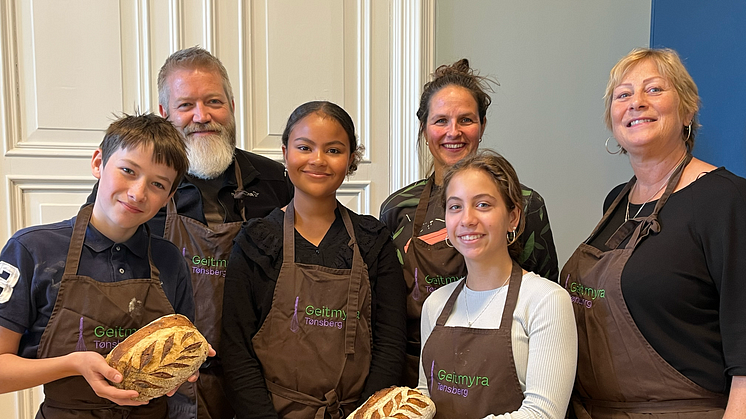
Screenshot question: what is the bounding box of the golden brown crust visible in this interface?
[348,386,435,419]
[105,314,208,401]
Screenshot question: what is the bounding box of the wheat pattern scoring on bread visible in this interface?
[348,386,435,419]
[105,314,209,401]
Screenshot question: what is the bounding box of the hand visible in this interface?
[166,343,217,397]
[72,351,148,406]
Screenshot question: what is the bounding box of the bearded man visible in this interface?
[156,47,292,234]
[87,47,292,419]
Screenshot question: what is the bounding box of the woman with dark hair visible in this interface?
[563,48,746,418]
[221,101,407,419]
[379,59,559,386]
[418,149,576,418]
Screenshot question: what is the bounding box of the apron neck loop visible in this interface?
[605,153,692,249]
[435,260,523,328]
[283,200,364,355]
[65,204,159,280]
[436,280,465,326]
[63,204,93,277]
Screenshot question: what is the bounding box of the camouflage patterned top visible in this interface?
[379,176,559,282]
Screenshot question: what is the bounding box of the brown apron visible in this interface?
[162,165,246,419]
[561,154,727,419]
[251,200,372,419]
[36,204,175,419]
[401,177,468,387]
[421,260,524,418]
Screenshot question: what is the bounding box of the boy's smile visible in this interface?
[90,144,177,243]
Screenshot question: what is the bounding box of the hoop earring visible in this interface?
[605,137,622,155]
[479,137,483,143]
[685,123,692,142]
[507,228,518,246]
[444,237,454,248]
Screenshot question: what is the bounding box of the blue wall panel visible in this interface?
[651,0,746,177]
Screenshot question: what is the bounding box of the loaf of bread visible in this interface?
[348,386,435,419]
[105,314,209,401]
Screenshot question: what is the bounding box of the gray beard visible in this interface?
[185,132,236,179]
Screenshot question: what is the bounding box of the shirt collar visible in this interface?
[84,223,148,258]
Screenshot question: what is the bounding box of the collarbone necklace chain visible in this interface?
[625,153,687,222]
[464,274,510,327]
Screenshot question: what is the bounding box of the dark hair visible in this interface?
[441,149,525,261]
[417,59,498,163]
[100,113,188,193]
[157,46,234,112]
[281,101,364,175]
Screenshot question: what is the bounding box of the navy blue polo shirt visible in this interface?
[0,216,194,358]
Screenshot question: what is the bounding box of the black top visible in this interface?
[221,207,407,418]
[86,148,294,235]
[0,218,194,358]
[588,168,746,393]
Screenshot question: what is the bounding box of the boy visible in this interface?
[0,113,208,418]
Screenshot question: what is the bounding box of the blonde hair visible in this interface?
[604,48,700,151]
[157,47,234,113]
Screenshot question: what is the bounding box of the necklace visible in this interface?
[464,275,510,327]
[625,153,687,222]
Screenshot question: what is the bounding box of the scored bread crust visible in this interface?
[347,386,435,419]
[105,314,209,401]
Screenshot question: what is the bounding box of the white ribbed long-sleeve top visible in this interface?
[418,272,577,419]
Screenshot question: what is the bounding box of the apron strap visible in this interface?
[265,381,356,419]
[577,394,727,414]
[170,163,247,223]
[587,177,636,245]
[230,161,248,222]
[282,201,366,354]
[283,200,296,266]
[338,203,365,355]
[412,176,435,239]
[435,280,466,326]
[163,197,177,239]
[166,197,178,216]
[435,260,523,328]
[144,223,160,281]
[62,204,93,277]
[605,153,692,249]
[64,204,159,280]
[499,260,523,331]
[640,152,692,224]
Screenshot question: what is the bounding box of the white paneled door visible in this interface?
[0,0,433,417]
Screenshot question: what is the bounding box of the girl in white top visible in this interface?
[417,149,577,419]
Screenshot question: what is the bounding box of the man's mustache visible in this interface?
[183,122,225,135]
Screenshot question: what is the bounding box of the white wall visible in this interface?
[435,0,651,267]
